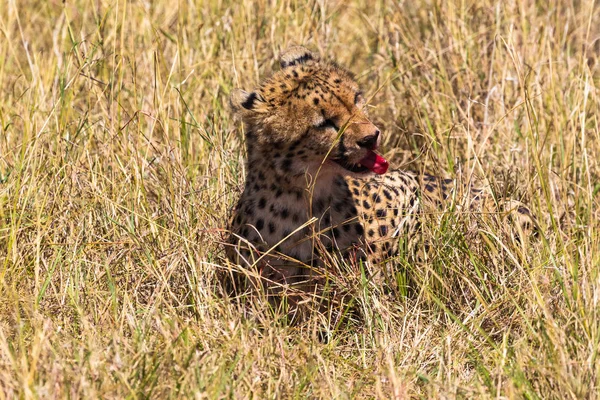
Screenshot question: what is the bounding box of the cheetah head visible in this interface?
[230,46,389,176]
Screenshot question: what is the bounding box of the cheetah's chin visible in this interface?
[337,150,389,175]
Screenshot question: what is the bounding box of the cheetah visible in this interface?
[226,46,535,296]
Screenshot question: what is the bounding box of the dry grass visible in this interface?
[1,0,599,398]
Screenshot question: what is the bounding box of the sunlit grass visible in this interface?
[0,0,598,398]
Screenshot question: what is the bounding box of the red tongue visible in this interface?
[359,150,389,175]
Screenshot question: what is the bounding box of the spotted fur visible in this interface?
[226,46,536,292]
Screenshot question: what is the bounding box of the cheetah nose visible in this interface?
[357,130,380,150]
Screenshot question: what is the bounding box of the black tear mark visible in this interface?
[241,92,257,110]
[337,132,347,159]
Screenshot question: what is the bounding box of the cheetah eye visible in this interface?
[316,119,338,130]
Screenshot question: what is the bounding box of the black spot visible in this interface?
[372,193,381,203]
[255,219,264,231]
[258,198,266,209]
[518,207,530,215]
[378,225,388,237]
[313,98,319,105]
[383,242,394,258]
[425,184,435,192]
[332,227,340,237]
[292,70,299,78]
[333,202,344,212]
[368,229,375,237]
[268,222,276,234]
[383,189,392,200]
[362,200,371,209]
[239,249,250,259]
[335,176,349,189]
[275,189,283,198]
[343,224,351,232]
[314,198,325,212]
[355,224,364,236]
[281,208,289,219]
[334,78,341,84]
[282,159,292,171]
[393,208,399,217]
[353,188,360,196]
[376,209,387,218]
[241,92,257,110]
[322,212,331,226]
[269,87,276,93]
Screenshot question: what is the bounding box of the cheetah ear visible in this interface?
[230,89,265,116]
[280,46,319,68]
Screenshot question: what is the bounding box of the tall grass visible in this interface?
[0,0,598,397]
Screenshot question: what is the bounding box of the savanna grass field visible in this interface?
[1,0,599,398]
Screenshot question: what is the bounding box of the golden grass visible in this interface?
[0,0,599,397]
